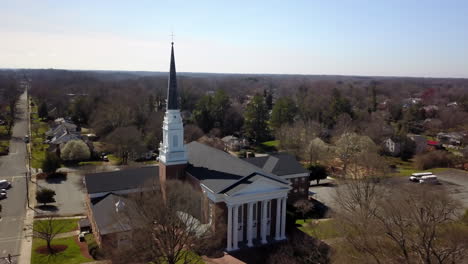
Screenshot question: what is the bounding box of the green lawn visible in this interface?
[262,140,280,147]
[0,125,8,136]
[0,125,10,155]
[33,219,79,234]
[31,236,92,264]
[296,219,341,240]
[0,140,9,155]
[159,251,204,264]
[78,161,104,166]
[107,154,123,165]
[386,157,450,177]
[30,112,50,168]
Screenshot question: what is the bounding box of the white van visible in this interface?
[409,172,433,182]
[0,180,11,189]
[419,175,439,184]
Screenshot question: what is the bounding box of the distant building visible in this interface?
[221,135,249,151]
[382,138,401,156]
[437,132,465,146]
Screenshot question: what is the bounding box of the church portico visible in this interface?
[225,195,287,251]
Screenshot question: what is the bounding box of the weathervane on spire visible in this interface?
[170,31,175,45]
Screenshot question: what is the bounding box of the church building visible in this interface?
[84,42,310,251]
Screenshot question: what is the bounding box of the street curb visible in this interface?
[18,90,35,264]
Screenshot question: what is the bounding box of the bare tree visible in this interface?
[294,199,314,222]
[33,216,66,254]
[108,180,224,264]
[334,175,468,264]
[105,126,145,164]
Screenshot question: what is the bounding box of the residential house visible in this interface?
[382,138,401,156]
[437,132,465,146]
[221,135,249,151]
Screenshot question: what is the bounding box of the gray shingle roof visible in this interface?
[186,142,288,194]
[91,194,135,235]
[85,166,159,194]
[243,153,308,176]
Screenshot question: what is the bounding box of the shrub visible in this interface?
[308,164,327,185]
[41,152,61,174]
[414,150,455,170]
[36,188,56,206]
[60,140,90,161]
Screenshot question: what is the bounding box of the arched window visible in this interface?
[173,135,178,148]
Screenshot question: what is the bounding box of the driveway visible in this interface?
[436,169,468,209]
[386,169,468,209]
[35,171,87,216]
[308,178,337,212]
[0,90,28,257]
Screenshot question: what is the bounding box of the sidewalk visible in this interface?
[17,175,36,264]
[17,93,34,264]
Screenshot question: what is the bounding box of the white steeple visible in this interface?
[158,42,187,165]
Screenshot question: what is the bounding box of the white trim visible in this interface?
[282,172,309,179]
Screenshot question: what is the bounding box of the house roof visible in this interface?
[91,193,137,235]
[221,135,238,142]
[49,131,81,145]
[186,142,288,194]
[85,166,159,194]
[242,153,309,176]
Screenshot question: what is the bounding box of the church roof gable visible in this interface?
[186,142,288,195]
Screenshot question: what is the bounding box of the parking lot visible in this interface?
[35,171,86,216]
[309,169,468,215]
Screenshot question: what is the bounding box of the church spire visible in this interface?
[167,42,178,110]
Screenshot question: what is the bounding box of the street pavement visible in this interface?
[0,90,29,258]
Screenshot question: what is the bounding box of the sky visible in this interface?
[1,0,468,78]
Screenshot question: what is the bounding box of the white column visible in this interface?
[247,202,253,247]
[232,204,239,250]
[227,204,233,251]
[261,200,268,244]
[275,198,281,240]
[280,197,287,239]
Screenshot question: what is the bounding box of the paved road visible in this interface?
[0,90,29,257]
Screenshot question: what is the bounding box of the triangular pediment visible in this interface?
[230,175,289,197]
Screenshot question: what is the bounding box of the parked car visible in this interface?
[24,135,29,143]
[419,175,439,184]
[0,180,11,189]
[409,172,433,182]
[0,191,6,199]
[102,155,109,162]
[409,172,438,184]
[78,231,89,242]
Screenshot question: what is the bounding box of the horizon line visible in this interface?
[1,67,467,80]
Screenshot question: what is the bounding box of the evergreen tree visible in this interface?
[41,152,61,175]
[36,188,56,206]
[265,89,273,110]
[38,101,48,120]
[270,96,297,130]
[192,95,214,133]
[244,95,270,143]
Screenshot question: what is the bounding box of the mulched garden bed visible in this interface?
[35,244,68,254]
